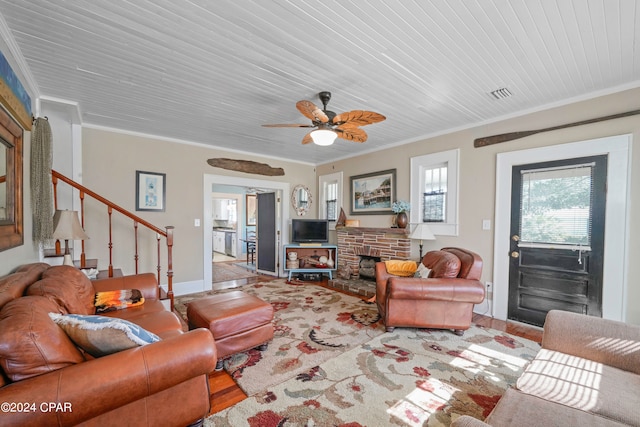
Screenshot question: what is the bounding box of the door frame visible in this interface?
[202,174,290,292]
[494,134,631,322]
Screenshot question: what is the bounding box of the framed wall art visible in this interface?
[0,51,31,131]
[136,171,166,212]
[246,194,257,225]
[349,169,396,215]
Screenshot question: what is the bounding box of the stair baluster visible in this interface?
[50,170,175,310]
[107,206,114,277]
[134,221,139,274]
[51,174,61,255]
[166,226,174,307]
[79,191,86,269]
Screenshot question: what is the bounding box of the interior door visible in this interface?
[508,155,607,327]
[256,192,277,274]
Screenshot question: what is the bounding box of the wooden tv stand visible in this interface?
[283,244,337,281]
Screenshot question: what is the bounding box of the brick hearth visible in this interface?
[335,226,410,278]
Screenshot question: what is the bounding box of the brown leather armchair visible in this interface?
[375,247,485,335]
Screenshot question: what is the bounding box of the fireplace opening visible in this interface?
[358,255,381,281]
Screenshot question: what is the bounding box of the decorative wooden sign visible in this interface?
[207,158,285,176]
[474,109,640,148]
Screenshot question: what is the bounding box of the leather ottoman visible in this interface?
[187,290,274,370]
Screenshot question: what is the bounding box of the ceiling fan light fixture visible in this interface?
[310,129,337,146]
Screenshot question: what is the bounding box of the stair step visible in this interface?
[74,259,98,269]
[42,250,98,269]
[94,269,122,279]
[43,249,62,258]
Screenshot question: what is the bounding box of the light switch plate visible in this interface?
[194,219,200,227]
[482,219,491,230]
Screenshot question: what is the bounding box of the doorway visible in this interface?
[202,174,290,293]
[494,134,630,322]
[508,155,607,326]
[212,192,240,263]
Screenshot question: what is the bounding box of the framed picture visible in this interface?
[0,51,32,130]
[246,194,257,225]
[136,171,166,212]
[350,169,396,215]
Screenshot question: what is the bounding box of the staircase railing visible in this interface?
[51,170,174,310]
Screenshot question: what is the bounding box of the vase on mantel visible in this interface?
[396,212,408,229]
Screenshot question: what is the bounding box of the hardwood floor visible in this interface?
[190,274,543,416]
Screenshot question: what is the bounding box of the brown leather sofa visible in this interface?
[0,263,217,427]
[375,247,485,335]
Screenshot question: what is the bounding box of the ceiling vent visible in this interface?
[490,87,512,100]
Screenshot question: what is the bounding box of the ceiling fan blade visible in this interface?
[336,125,368,143]
[262,123,315,128]
[301,132,313,144]
[333,110,385,126]
[296,100,329,123]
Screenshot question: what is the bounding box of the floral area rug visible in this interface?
[174,279,385,396]
[206,326,540,426]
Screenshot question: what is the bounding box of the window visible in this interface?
[423,165,447,222]
[325,181,338,221]
[319,172,343,230]
[410,149,459,236]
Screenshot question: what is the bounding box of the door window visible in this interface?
[519,163,594,247]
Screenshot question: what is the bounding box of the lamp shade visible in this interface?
[410,223,435,241]
[310,129,338,146]
[52,210,89,241]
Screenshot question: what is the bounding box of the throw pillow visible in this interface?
[415,263,431,278]
[94,289,145,313]
[384,260,418,277]
[49,313,160,357]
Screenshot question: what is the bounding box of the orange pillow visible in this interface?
[384,260,418,277]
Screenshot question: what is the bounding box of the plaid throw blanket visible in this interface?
[95,289,145,313]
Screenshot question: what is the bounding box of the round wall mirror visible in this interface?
[291,184,312,216]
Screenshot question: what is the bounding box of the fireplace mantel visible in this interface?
[335,226,410,236]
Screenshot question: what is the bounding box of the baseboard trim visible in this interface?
[160,279,208,297]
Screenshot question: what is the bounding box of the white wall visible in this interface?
[81,127,315,296]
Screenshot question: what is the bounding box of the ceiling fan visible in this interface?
[262,91,386,146]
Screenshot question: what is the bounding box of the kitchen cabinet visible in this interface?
[213,230,237,257]
[213,199,229,220]
[213,231,225,253]
[225,231,237,257]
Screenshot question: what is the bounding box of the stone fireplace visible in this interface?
[327,226,411,297]
[357,255,381,280]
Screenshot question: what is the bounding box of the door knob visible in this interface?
[511,235,520,242]
[510,251,519,258]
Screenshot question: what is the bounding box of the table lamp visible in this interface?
[410,223,435,260]
[52,210,89,266]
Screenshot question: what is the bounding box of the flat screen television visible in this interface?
[291,219,329,243]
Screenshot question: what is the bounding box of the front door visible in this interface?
[508,155,607,326]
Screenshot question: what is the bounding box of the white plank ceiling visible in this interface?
[1,0,639,165]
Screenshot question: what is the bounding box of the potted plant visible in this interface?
[391,200,411,228]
